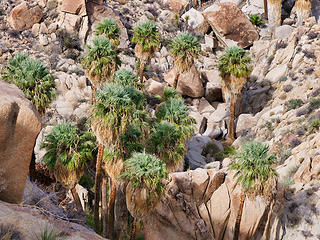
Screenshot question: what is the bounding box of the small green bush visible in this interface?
[249,14,264,26]
[309,98,320,111]
[36,227,66,240]
[287,99,304,111]
[110,69,141,88]
[1,53,55,114]
[95,18,121,46]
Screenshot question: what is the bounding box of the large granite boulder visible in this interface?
[0,81,42,203]
[162,0,189,15]
[203,3,259,48]
[143,170,284,240]
[7,1,43,31]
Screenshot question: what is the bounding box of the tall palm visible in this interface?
[121,153,168,239]
[41,122,96,210]
[92,83,145,237]
[296,0,311,26]
[169,32,200,88]
[95,18,121,47]
[81,36,120,103]
[132,21,161,82]
[267,0,282,33]
[110,68,141,89]
[230,141,277,240]
[218,46,251,143]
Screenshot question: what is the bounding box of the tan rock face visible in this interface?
[164,66,204,98]
[0,81,41,203]
[7,2,43,31]
[203,3,259,48]
[163,0,189,14]
[61,0,87,16]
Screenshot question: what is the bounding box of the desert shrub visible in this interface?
[302,49,315,59]
[307,31,318,39]
[308,98,320,111]
[36,227,66,240]
[286,99,304,111]
[249,14,264,26]
[0,224,23,240]
[279,76,288,82]
[305,67,314,75]
[1,53,55,114]
[275,41,288,50]
[56,30,80,50]
[110,69,141,88]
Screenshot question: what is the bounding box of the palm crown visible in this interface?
[95,18,121,46]
[132,21,161,58]
[41,122,96,171]
[218,46,251,78]
[110,69,141,89]
[1,53,55,114]
[231,141,277,192]
[170,32,200,71]
[82,36,121,85]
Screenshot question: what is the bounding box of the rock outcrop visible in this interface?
[203,3,259,48]
[0,81,42,203]
[7,1,43,31]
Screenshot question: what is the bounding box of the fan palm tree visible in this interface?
[132,21,161,82]
[110,68,141,89]
[1,53,55,115]
[296,0,312,26]
[81,36,120,103]
[218,46,251,143]
[91,83,145,237]
[95,18,121,47]
[267,0,282,32]
[230,141,277,240]
[41,122,96,210]
[169,32,200,88]
[121,153,168,239]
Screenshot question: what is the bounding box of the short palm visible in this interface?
[95,18,121,47]
[82,36,120,87]
[110,69,141,89]
[132,21,160,60]
[1,53,55,114]
[170,32,200,72]
[231,141,277,192]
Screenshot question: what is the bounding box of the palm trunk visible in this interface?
[264,0,268,20]
[173,73,180,89]
[102,177,108,238]
[233,192,245,240]
[139,61,146,83]
[129,217,136,240]
[267,0,281,34]
[108,179,116,239]
[296,0,311,26]
[94,144,104,233]
[91,85,96,104]
[71,186,83,211]
[228,94,236,142]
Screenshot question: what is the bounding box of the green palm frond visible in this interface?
[162,87,181,101]
[231,141,277,192]
[121,153,168,195]
[1,53,55,114]
[95,18,121,46]
[218,46,251,78]
[110,69,141,88]
[170,32,200,71]
[81,37,121,84]
[132,21,161,54]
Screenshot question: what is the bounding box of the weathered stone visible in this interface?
[61,0,87,16]
[236,113,257,137]
[7,2,43,31]
[203,2,259,48]
[275,25,294,39]
[202,70,223,103]
[162,0,189,14]
[265,65,288,84]
[0,81,41,203]
[198,98,216,115]
[145,79,165,97]
[164,66,204,98]
[182,8,209,34]
[32,23,40,36]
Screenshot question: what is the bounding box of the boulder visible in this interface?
[201,70,223,103]
[265,65,287,84]
[145,79,165,97]
[236,113,257,137]
[293,155,320,184]
[162,0,189,14]
[61,0,87,16]
[7,1,43,31]
[0,81,41,203]
[275,25,294,39]
[164,66,204,98]
[203,2,259,48]
[182,8,210,35]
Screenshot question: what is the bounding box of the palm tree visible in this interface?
[41,122,96,211]
[132,21,161,82]
[95,18,121,47]
[92,83,145,237]
[121,153,168,239]
[81,36,120,103]
[267,0,282,32]
[218,46,251,143]
[296,0,311,26]
[1,53,55,115]
[169,32,200,89]
[230,141,277,240]
[110,68,141,89]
